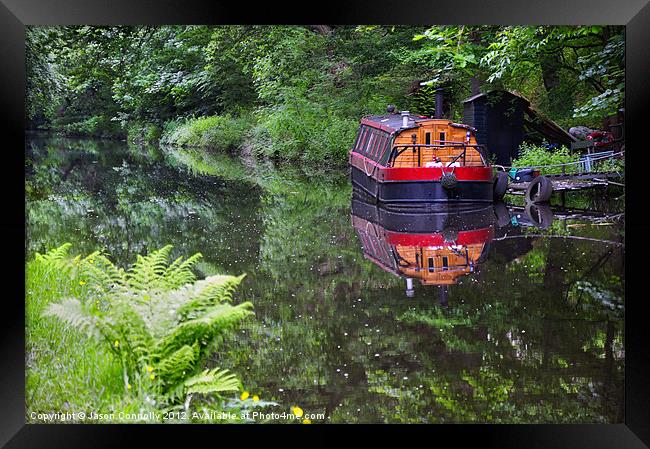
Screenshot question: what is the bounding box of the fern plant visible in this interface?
[42,244,253,410]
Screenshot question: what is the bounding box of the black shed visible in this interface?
[463,90,576,165]
[463,91,528,165]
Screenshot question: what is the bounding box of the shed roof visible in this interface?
[463,90,530,105]
[362,114,429,133]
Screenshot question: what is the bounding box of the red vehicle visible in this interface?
[586,130,615,148]
[349,111,506,204]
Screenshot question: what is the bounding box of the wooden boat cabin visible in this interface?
[349,110,496,204]
[351,198,494,298]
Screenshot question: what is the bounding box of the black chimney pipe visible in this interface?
[439,285,449,307]
[434,88,443,119]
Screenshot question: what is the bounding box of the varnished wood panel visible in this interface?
[391,120,485,168]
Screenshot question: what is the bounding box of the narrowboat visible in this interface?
[349,108,506,204]
[351,194,494,299]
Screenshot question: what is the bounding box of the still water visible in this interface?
[26,134,624,423]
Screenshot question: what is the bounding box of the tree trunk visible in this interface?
[540,53,561,92]
[469,29,483,95]
[471,77,482,96]
[309,25,333,35]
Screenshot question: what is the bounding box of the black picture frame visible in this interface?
[2,0,648,446]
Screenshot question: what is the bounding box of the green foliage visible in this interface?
[27,133,625,423]
[592,156,625,174]
[572,33,625,120]
[249,102,358,163]
[26,25,425,161]
[28,24,625,162]
[36,244,253,417]
[512,142,579,174]
[481,26,624,124]
[183,368,241,395]
[26,243,124,418]
[411,25,624,128]
[162,114,251,151]
[127,122,162,144]
[408,26,488,85]
[54,115,124,138]
[26,27,64,125]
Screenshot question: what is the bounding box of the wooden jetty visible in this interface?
[506,171,624,196]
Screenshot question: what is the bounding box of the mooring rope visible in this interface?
[494,234,624,247]
[363,156,376,177]
[365,220,380,238]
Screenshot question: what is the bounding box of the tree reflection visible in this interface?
[26,135,624,423]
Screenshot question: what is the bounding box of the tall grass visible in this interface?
[248,102,357,165]
[51,115,125,139]
[26,244,261,423]
[512,142,625,175]
[161,102,358,167]
[512,143,579,174]
[162,115,251,152]
[26,246,123,419]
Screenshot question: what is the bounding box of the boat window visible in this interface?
[354,126,391,161]
[370,132,379,158]
[371,130,380,157]
[374,132,385,158]
[366,132,375,157]
[378,132,391,160]
[428,257,434,272]
[442,256,449,270]
[425,132,431,145]
[353,127,363,151]
[363,128,371,150]
[379,135,393,165]
[373,130,388,160]
[359,127,369,152]
[353,127,362,151]
[439,132,446,146]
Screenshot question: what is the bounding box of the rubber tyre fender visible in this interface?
[493,201,511,228]
[525,176,553,203]
[441,173,458,190]
[476,241,492,264]
[442,226,459,243]
[493,171,509,201]
[524,202,554,229]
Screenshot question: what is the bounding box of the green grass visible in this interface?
[511,142,624,177]
[248,103,358,165]
[25,245,262,423]
[161,103,358,167]
[51,115,126,139]
[26,253,123,421]
[512,143,580,175]
[127,122,162,145]
[162,115,251,151]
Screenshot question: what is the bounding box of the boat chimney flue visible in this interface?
[439,285,449,307]
[401,110,410,128]
[435,88,443,119]
[405,277,414,298]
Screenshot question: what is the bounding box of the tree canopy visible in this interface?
[26,25,625,161]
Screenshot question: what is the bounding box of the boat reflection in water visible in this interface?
[351,189,552,304]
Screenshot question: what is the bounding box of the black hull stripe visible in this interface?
[351,166,494,204]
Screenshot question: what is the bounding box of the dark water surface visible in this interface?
[26,134,624,423]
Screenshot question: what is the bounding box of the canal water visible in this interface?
[26,134,625,423]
